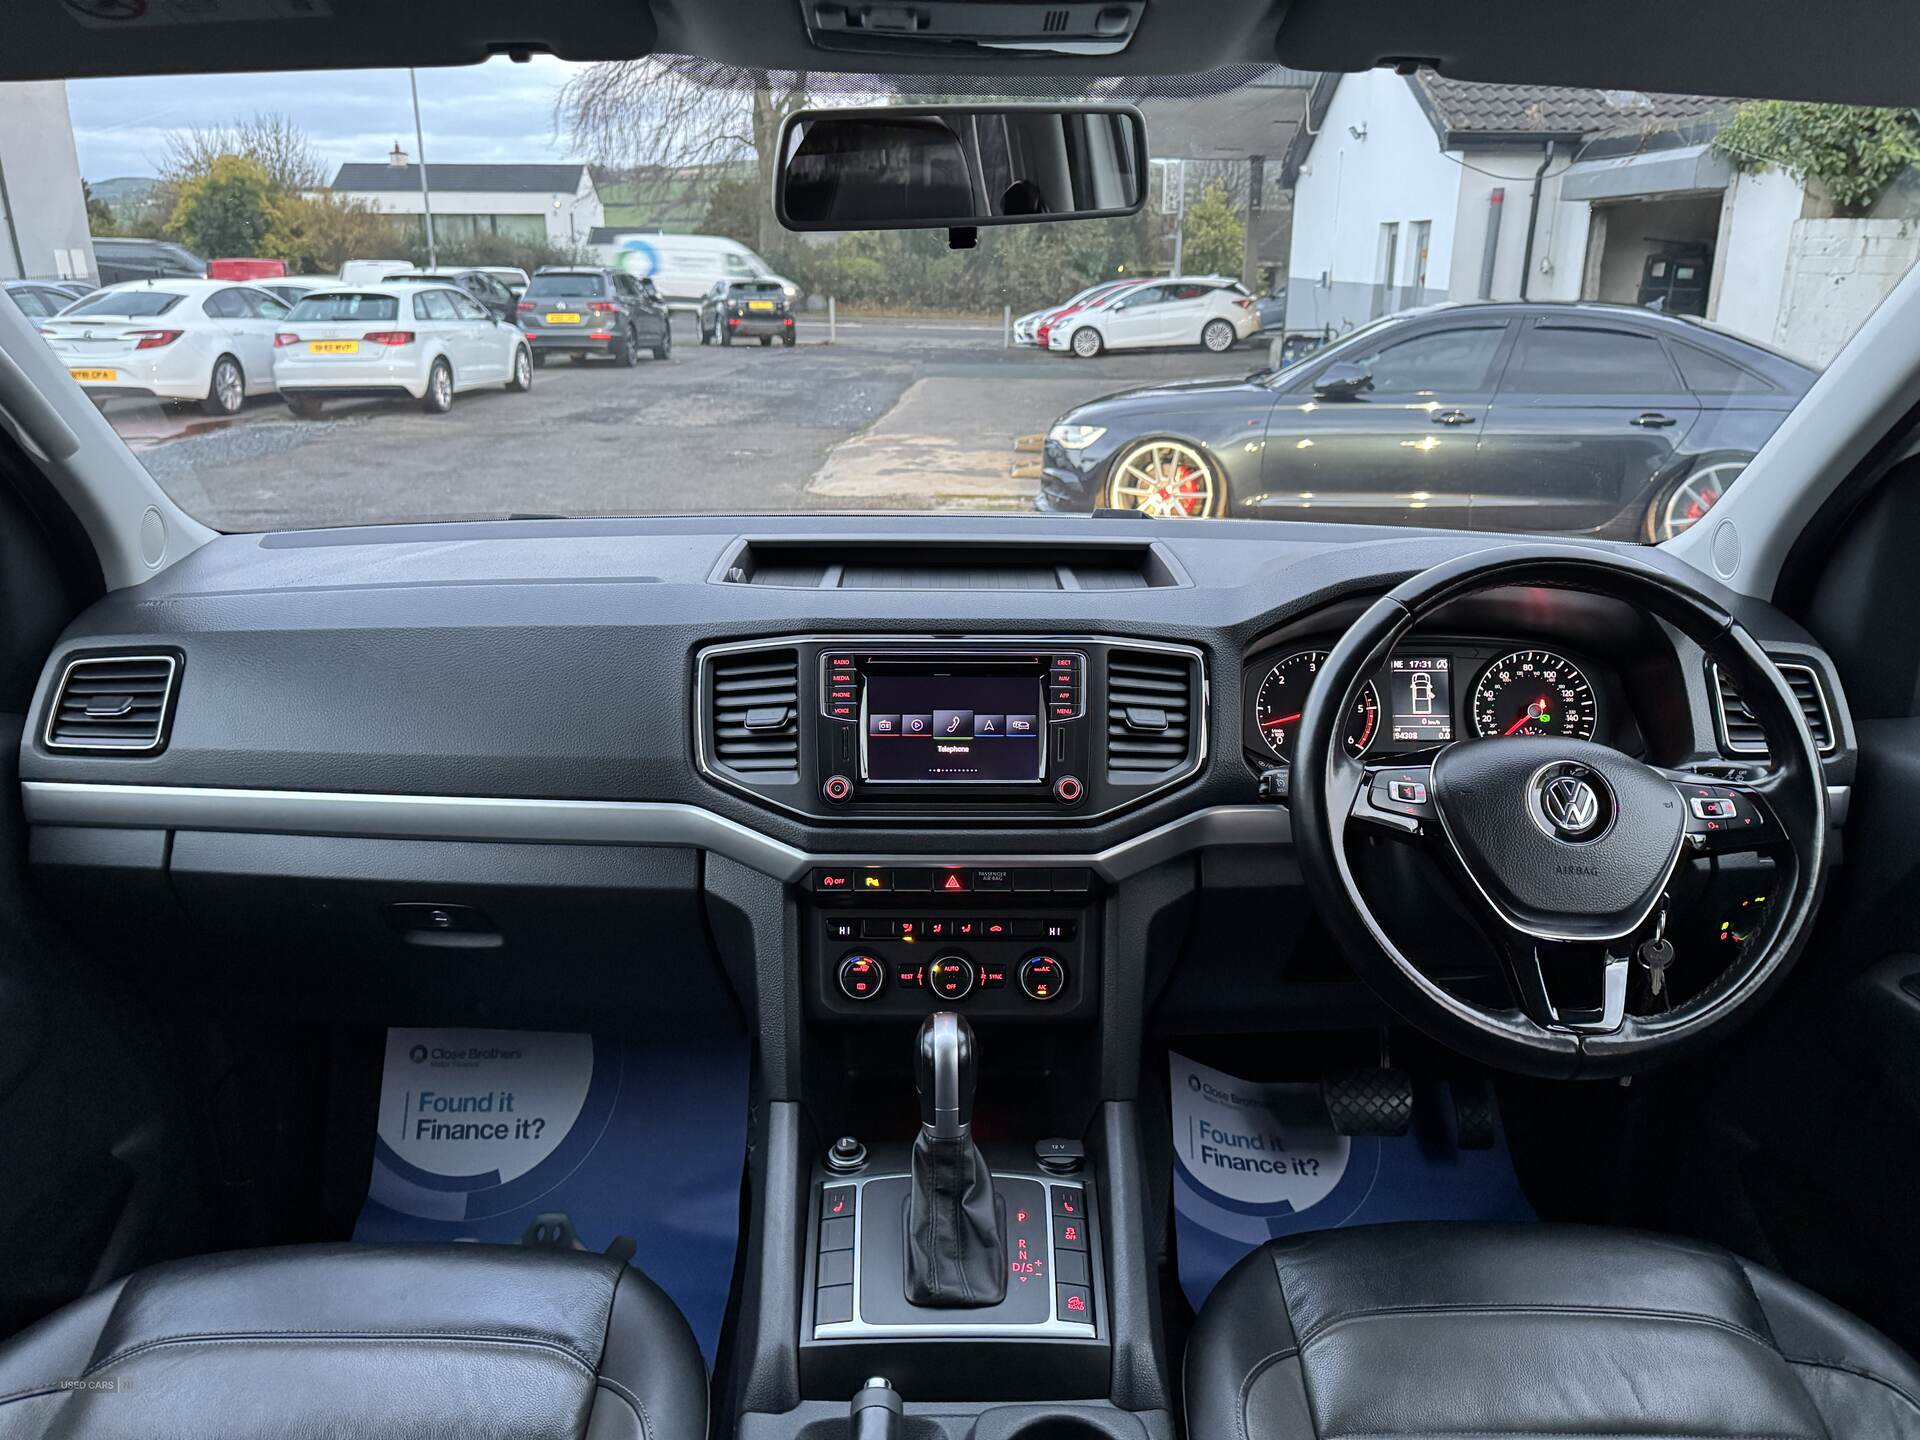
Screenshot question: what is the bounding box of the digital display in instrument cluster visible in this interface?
[1386,656,1452,743]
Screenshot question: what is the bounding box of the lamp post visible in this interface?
[409,68,437,269]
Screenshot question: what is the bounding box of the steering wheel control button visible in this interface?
[1053,774,1084,804]
[1368,766,1437,823]
[1690,796,1737,819]
[822,774,854,803]
[1527,761,1614,842]
[837,953,886,1001]
[1388,777,1428,805]
[927,954,976,1001]
[1020,953,1067,1001]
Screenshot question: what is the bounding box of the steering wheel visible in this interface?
[1292,544,1828,1078]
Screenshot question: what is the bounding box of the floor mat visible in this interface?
[355,1026,746,1365]
[1170,1052,1533,1311]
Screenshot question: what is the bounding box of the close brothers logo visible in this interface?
[410,1044,430,1063]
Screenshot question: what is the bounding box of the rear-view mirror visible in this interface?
[776,104,1147,233]
[1314,362,1375,399]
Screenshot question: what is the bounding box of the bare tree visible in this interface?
[160,111,328,192]
[557,60,814,253]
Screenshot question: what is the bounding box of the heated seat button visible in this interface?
[821,1185,857,1224]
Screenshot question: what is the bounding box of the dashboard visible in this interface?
[13,514,1855,1034]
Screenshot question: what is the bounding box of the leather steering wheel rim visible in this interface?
[1291,543,1828,1079]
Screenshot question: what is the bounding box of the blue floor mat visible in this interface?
[355,1026,746,1365]
[1170,1053,1533,1311]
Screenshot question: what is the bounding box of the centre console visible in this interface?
[697,635,1205,821]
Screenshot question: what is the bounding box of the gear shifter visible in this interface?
[905,1012,1007,1306]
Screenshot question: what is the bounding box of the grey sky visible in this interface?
[65,55,590,181]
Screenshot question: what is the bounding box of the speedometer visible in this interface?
[1471,649,1598,740]
[1254,651,1380,761]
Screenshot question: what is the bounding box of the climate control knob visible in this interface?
[837,952,886,1001]
[1019,953,1067,1002]
[927,953,976,1001]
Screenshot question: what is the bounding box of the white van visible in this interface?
[337,259,416,287]
[600,233,798,311]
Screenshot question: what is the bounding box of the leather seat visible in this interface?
[1187,1223,1920,1439]
[0,1242,707,1439]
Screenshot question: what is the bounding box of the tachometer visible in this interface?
[1471,649,1598,740]
[1254,651,1380,761]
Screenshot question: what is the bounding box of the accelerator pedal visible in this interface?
[1321,1067,1414,1137]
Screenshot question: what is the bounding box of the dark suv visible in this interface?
[697,279,797,347]
[516,267,671,365]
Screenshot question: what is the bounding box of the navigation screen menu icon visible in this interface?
[933,709,974,738]
[1006,714,1037,736]
[975,713,1005,736]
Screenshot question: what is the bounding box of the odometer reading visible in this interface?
[1254,651,1380,761]
[1471,649,1598,740]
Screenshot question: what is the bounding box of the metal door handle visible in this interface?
[1631,412,1678,427]
[1434,409,1476,426]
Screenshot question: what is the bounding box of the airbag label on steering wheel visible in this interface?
[1169,1053,1532,1309]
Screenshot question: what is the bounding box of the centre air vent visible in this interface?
[44,653,179,752]
[1105,648,1197,777]
[706,647,801,780]
[1711,662,1835,757]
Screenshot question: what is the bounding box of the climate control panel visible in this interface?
[809,864,1094,1020]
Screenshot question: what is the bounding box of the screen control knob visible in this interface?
[823,774,854,803]
[838,952,886,1001]
[1019,953,1067,1001]
[1053,775,1084,805]
[927,953,976,1001]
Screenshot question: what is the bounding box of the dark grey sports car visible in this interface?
[1038,301,1816,540]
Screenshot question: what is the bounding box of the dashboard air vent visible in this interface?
[44,653,178,752]
[708,648,801,778]
[1711,662,1835,757]
[1106,648,1196,776]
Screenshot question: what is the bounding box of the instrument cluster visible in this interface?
[1242,638,1631,765]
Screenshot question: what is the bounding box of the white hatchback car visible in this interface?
[1047,276,1260,357]
[271,284,533,417]
[40,278,293,415]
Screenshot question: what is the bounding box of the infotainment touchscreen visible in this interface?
[863,672,1044,783]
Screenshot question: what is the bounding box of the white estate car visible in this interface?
[40,279,293,415]
[270,284,533,417]
[1046,276,1260,357]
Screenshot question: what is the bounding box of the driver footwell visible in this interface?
[1168,1051,1532,1309]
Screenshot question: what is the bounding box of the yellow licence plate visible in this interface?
[545,312,582,324]
[69,368,117,382]
[748,300,775,311]
[308,340,359,355]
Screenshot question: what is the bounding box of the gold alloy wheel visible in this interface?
[1105,439,1221,518]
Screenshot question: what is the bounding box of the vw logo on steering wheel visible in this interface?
[1529,762,1612,841]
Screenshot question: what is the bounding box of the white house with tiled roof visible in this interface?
[330,153,603,249]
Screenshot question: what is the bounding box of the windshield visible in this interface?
[45,61,1920,537]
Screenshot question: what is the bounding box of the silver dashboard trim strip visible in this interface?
[19,781,1849,876]
[20,781,1291,881]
